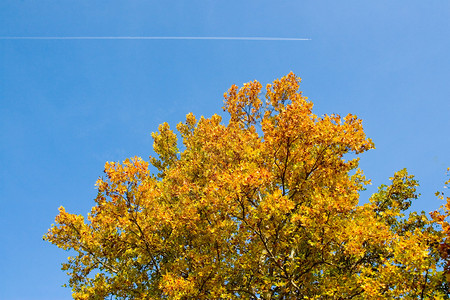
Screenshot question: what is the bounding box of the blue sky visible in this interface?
[0,1,449,299]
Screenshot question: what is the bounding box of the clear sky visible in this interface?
[0,1,449,299]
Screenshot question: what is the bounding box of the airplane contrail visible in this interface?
[0,36,310,41]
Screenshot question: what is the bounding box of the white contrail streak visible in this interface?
[0,36,310,41]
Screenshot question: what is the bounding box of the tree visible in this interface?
[45,73,448,299]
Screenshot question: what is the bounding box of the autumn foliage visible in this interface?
[45,73,450,299]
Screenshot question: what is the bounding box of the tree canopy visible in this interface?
[45,73,450,299]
